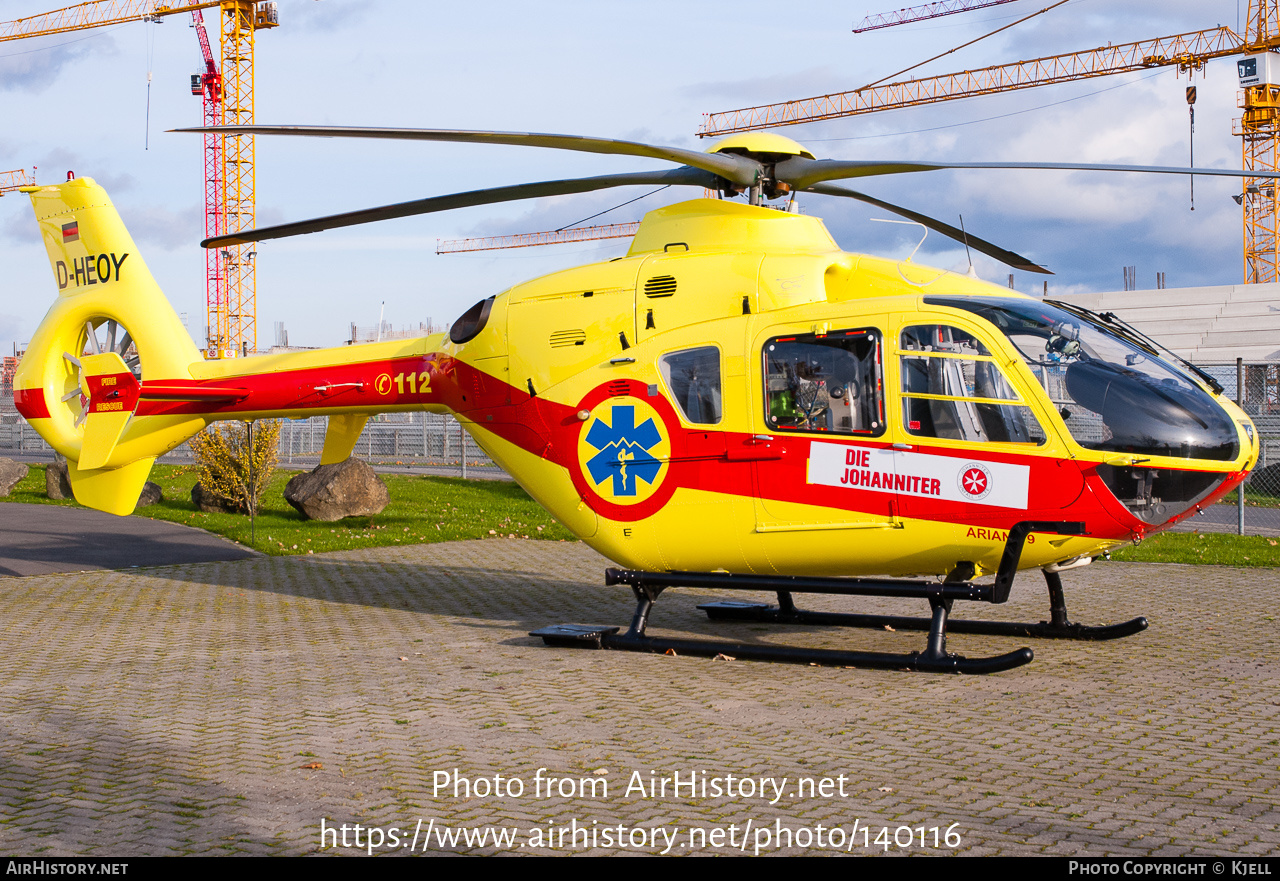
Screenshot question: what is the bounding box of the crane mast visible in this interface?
[1239,0,1280,282]
[216,0,273,358]
[191,10,227,359]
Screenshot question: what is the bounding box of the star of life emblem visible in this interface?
[578,400,670,504]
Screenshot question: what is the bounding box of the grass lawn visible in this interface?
[1221,487,1280,508]
[1107,531,1280,567]
[2,463,576,556]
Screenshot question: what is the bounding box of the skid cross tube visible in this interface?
[699,521,1146,641]
[531,522,1090,673]
[604,567,993,601]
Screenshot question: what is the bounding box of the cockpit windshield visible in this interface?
[924,296,1239,462]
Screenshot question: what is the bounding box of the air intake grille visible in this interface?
[643,275,678,297]
[549,330,587,348]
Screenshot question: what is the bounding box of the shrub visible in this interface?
[189,420,281,516]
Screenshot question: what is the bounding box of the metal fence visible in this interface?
[274,413,504,477]
[1194,361,1280,535]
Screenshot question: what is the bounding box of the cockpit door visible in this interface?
[749,320,899,530]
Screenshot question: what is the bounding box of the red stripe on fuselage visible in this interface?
[13,387,51,420]
[19,353,1191,541]
[460,370,1140,539]
[133,355,460,417]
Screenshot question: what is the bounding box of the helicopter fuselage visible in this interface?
[14,188,1257,579]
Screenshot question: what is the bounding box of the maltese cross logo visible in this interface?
[959,463,993,500]
[584,405,663,497]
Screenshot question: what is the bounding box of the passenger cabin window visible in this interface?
[763,329,884,436]
[899,324,1046,445]
[660,346,722,424]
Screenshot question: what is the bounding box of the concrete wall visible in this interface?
[1060,282,1280,363]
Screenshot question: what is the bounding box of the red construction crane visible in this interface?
[190,9,226,358]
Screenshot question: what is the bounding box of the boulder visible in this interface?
[137,481,163,508]
[284,458,389,522]
[45,455,73,500]
[0,458,27,497]
[191,482,243,514]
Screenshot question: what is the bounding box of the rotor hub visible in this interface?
[706,132,815,162]
[707,133,815,201]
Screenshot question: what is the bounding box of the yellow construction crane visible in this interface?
[0,168,36,196]
[699,2,1280,284]
[854,0,1021,33]
[0,0,279,357]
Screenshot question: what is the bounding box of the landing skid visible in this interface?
[698,569,1148,642]
[531,521,1110,674]
[531,621,1033,673]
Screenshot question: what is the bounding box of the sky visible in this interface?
[0,0,1264,355]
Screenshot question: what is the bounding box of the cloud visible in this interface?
[1,207,41,245]
[0,32,116,94]
[686,66,850,107]
[456,187,684,239]
[118,204,204,250]
[0,311,24,345]
[28,148,139,194]
[276,0,373,33]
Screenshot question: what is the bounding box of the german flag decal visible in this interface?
[61,221,79,243]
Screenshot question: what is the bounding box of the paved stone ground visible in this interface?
[0,541,1276,857]
[0,503,257,576]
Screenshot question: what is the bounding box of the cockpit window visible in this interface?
[660,346,721,424]
[900,323,992,357]
[763,328,884,436]
[925,296,1239,461]
[899,324,1045,445]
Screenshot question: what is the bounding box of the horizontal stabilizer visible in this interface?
[139,384,251,403]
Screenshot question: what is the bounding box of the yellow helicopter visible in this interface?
[11,127,1265,673]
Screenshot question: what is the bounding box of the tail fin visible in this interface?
[13,178,206,513]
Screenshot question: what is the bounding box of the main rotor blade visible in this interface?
[178,124,761,188]
[779,157,1280,190]
[202,167,719,248]
[806,182,1051,275]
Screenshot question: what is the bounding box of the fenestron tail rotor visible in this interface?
[177,124,1280,273]
[60,318,145,470]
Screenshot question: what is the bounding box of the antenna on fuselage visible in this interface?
[959,214,978,278]
[871,217,928,263]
